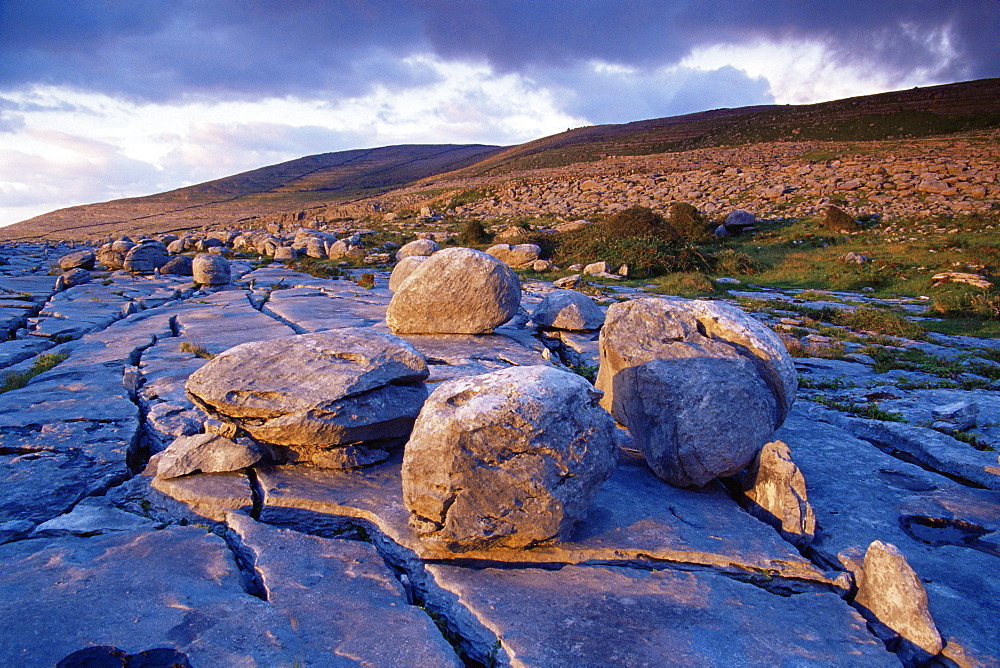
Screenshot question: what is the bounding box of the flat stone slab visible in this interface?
[425,562,895,667]
[253,450,826,582]
[0,525,460,666]
[775,405,1000,665]
[399,333,553,383]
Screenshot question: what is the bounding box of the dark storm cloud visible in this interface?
[1,0,996,102]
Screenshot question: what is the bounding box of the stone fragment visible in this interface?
[930,272,993,290]
[823,205,860,231]
[553,274,582,289]
[840,251,869,264]
[58,249,96,271]
[186,328,428,466]
[486,243,541,268]
[272,246,297,261]
[531,289,605,331]
[395,238,438,261]
[122,239,170,274]
[531,259,552,272]
[741,440,816,547]
[55,268,91,290]
[853,540,943,663]
[156,433,263,478]
[159,254,193,275]
[388,255,430,292]
[931,400,977,434]
[386,247,520,335]
[583,261,610,275]
[192,253,231,285]
[403,365,618,549]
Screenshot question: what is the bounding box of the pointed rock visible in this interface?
[742,440,816,547]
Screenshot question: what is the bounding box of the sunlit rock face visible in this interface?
[402,365,618,550]
[531,289,605,331]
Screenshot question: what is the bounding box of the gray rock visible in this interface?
[389,255,430,292]
[583,261,611,275]
[395,238,438,261]
[192,253,231,285]
[552,274,582,289]
[96,242,131,269]
[853,540,944,663]
[55,267,91,290]
[156,433,263,478]
[30,497,158,537]
[386,247,521,335]
[531,289,605,331]
[272,246,297,261]
[741,440,816,547]
[186,328,428,465]
[122,240,170,274]
[403,365,618,549]
[160,254,193,276]
[486,243,541,268]
[58,249,96,271]
[931,400,977,433]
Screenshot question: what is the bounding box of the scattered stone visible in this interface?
[57,249,96,271]
[930,272,993,290]
[931,400,977,434]
[715,276,742,284]
[186,328,429,466]
[583,261,610,275]
[840,251,869,264]
[55,268,91,290]
[395,238,438,261]
[486,243,541,268]
[159,254,193,276]
[272,246,297,262]
[531,289,605,331]
[531,259,552,272]
[852,540,944,664]
[553,274,582,289]
[823,205,861,231]
[156,433,263,478]
[403,365,618,549]
[386,247,520,335]
[741,440,816,547]
[192,253,231,285]
[723,209,757,235]
[122,239,170,274]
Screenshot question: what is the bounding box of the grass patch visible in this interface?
[863,346,966,379]
[179,341,214,359]
[0,351,70,394]
[834,308,926,339]
[809,396,905,421]
[951,431,995,452]
[356,273,376,289]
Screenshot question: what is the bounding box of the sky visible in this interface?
[1,1,998,228]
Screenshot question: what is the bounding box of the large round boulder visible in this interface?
[532,289,605,331]
[402,365,618,550]
[389,255,430,292]
[596,297,796,487]
[192,253,231,285]
[123,239,170,274]
[386,247,520,334]
[186,328,429,468]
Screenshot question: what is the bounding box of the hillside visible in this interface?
[1,144,502,240]
[4,78,999,241]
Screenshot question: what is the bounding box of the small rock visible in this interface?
[123,239,170,274]
[57,249,96,271]
[931,400,977,434]
[583,261,611,275]
[160,254,193,276]
[156,433,263,478]
[741,440,816,547]
[840,252,868,264]
[930,272,992,290]
[192,253,231,285]
[55,268,91,290]
[532,290,605,331]
[486,244,541,268]
[553,274,582,289]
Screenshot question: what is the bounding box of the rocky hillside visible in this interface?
[4,78,998,242]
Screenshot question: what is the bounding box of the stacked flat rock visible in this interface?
[386,247,520,334]
[403,365,618,550]
[532,289,605,331]
[96,239,134,269]
[596,297,796,488]
[185,328,429,468]
[58,249,96,271]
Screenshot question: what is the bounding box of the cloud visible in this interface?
[1,1,995,103]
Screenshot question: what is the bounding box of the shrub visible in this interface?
[457,220,492,246]
[711,248,757,275]
[667,202,710,241]
[598,206,679,240]
[179,341,214,359]
[356,273,376,289]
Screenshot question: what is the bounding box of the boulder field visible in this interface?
[0,240,997,666]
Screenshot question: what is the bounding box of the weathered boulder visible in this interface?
[395,239,438,261]
[583,261,611,275]
[157,433,263,478]
[122,240,170,274]
[272,246,297,262]
[741,440,816,547]
[58,249,95,271]
[532,289,605,331]
[822,205,860,231]
[388,255,430,292]
[166,239,186,254]
[55,268,91,291]
[160,254,193,276]
[403,365,618,550]
[553,274,582,289]
[596,298,796,487]
[192,253,231,286]
[486,243,541,268]
[386,247,520,335]
[852,540,943,664]
[186,329,429,467]
[96,241,133,270]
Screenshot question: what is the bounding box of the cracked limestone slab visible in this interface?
[264,288,388,332]
[226,513,461,667]
[775,405,1000,665]
[424,562,896,667]
[255,450,827,582]
[397,333,553,384]
[0,525,457,666]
